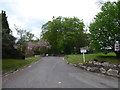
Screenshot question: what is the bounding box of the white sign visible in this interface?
[80,49,87,53]
[115,44,120,51]
[114,41,120,51]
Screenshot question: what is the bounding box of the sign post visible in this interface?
[83,52,85,63]
[80,49,87,63]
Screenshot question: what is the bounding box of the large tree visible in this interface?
[89,1,120,57]
[1,11,23,59]
[41,16,88,54]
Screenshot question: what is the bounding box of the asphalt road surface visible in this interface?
[2,57,119,88]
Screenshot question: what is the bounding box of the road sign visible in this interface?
[114,41,120,51]
[80,49,87,53]
[115,44,119,51]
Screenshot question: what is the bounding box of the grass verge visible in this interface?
[2,57,41,74]
[64,52,120,65]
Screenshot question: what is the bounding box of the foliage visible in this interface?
[26,39,51,56]
[33,39,51,55]
[89,1,120,57]
[14,25,35,42]
[41,16,88,55]
[1,11,23,59]
[14,25,35,57]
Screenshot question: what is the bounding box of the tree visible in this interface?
[26,31,34,41]
[14,25,35,57]
[89,1,120,57]
[1,11,23,59]
[34,39,51,55]
[41,16,88,54]
[14,25,34,42]
[26,39,51,56]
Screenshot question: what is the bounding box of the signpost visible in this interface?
[80,49,87,63]
[114,41,120,51]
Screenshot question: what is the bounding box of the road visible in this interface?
[2,57,119,88]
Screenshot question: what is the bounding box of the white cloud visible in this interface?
[0,0,118,38]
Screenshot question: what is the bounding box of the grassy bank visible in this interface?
[2,57,41,74]
[64,53,120,65]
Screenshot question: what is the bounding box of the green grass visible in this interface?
[64,52,120,65]
[2,57,41,74]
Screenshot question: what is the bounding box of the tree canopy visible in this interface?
[89,1,120,57]
[14,25,35,43]
[41,16,88,55]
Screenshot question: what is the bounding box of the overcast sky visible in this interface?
[0,0,117,39]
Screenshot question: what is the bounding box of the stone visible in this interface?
[118,64,120,68]
[93,62,102,65]
[87,67,91,71]
[117,73,120,77]
[100,68,106,74]
[67,62,69,64]
[81,66,87,69]
[99,63,102,65]
[96,65,103,68]
[106,69,118,76]
[113,65,117,67]
[107,64,114,68]
[74,64,77,67]
[88,61,93,64]
[93,61,96,64]
[102,62,110,67]
[78,63,83,67]
[78,63,83,65]
[90,67,99,72]
[103,66,110,71]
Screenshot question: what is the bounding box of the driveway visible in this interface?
[2,57,119,88]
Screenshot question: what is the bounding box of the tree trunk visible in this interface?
[115,51,120,58]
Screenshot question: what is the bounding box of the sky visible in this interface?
[0,0,117,39]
